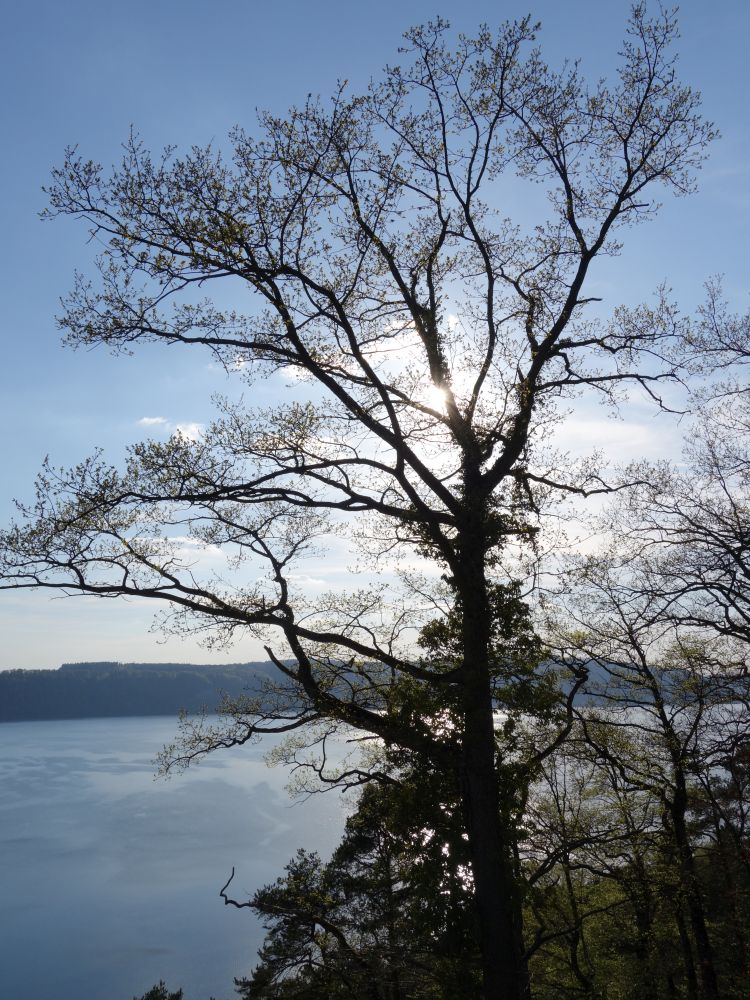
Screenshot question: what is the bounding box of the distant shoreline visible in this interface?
[0,660,276,723]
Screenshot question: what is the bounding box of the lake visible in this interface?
[0,716,346,1000]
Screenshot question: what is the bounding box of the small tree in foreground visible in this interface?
[0,7,715,999]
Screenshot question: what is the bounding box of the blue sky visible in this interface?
[1,1,748,668]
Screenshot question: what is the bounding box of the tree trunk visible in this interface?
[631,902,658,1000]
[457,506,529,1000]
[703,782,748,981]
[674,903,699,1000]
[670,781,720,1000]
[625,841,658,1000]
[460,744,528,1000]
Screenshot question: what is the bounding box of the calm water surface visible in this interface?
[0,717,344,1000]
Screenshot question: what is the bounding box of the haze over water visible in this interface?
[0,716,344,1000]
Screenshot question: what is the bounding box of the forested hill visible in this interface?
[0,661,278,722]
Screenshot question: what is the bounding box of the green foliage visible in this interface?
[133,983,183,1000]
[235,775,481,1000]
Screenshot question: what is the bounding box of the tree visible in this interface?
[230,773,480,1000]
[133,983,183,1000]
[545,362,750,996]
[549,539,750,999]
[0,8,715,999]
[603,393,750,648]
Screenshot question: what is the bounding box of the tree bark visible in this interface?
[460,741,528,1000]
[674,903,699,1000]
[457,499,529,1000]
[669,778,720,1000]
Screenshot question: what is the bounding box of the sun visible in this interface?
[424,384,448,411]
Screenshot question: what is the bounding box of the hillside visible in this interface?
[0,660,277,722]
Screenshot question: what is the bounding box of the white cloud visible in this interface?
[136,417,205,442]
[172,422,204,442]
[288,572,334,588]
